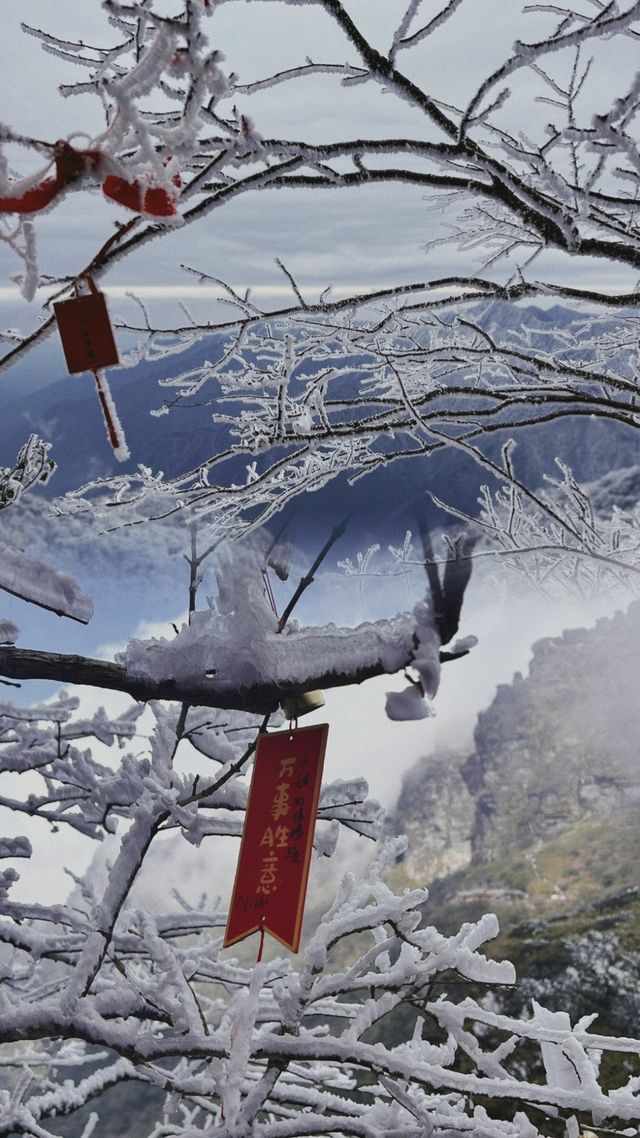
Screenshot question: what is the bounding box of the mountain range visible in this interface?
[1,301,638,552]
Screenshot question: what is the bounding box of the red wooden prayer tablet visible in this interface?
[54,291,119,374]
[224,724,329,953]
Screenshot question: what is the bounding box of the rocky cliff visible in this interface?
[395,599,640,881]
[390,600,640,1030]
[395,749,474,883]
[468,602,640,864]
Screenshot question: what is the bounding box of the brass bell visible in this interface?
[281,689,326,720]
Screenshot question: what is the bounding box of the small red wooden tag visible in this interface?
[224,723,328,954]
[54,290,119,375]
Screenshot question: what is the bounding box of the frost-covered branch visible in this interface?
[2,1,640,578]
[3,836,640,1136]
[3,6,640,1134]
[0,539,469,716]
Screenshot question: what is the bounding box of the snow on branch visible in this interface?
[3,0,640,375]
[0,435,55,510]
[0,538,94,623]
[3,5,640,1133]
[0,534,632,1138]
[122,540,447,717]
[59,295,640,591]
[0,537,457,716]
[1,1,640,584]
[433,456,640,596]
[2,826,640,1135]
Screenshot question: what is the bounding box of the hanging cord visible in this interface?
[92,369,125,453]
[256,916,266,963]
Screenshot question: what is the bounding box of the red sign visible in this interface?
[54,290,120,374]
[224,723,328,953]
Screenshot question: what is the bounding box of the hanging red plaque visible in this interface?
[224,723,328,954]
[54,288,120,375]
[53,278,129,462]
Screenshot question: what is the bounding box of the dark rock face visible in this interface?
[468,602,640,864]
[393,750,474,884]
[391,600,640,1040]
[394,600,640,882]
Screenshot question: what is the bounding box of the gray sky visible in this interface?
[2,0,638,337]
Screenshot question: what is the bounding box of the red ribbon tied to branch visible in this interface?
[0,140,180,218]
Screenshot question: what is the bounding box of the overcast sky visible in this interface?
[2,0,638,337]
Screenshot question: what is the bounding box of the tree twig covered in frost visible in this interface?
[3,5,640,1134]
[3,828,640,1136]
[2,0,640,574]
[0,538,460,714]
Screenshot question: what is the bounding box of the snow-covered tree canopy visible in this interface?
[1,0,637,578]
[0,528,635,1138]
[1,0,640,583]
[3,4,640,1137]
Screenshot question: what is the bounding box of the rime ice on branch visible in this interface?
[2,0,640,583]
[2,3,640,1135]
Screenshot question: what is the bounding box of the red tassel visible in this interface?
[93,371,121,451]
[102,174,178,217]
[142,183,179,217]
[101,175,144,213]
[0,140,179,218]
[0,140,101,214]
[0,177,59,214]
[92,369,130,462]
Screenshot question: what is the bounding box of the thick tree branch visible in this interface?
[0,635,418,713]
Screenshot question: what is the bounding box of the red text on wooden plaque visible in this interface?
[224,723,328,953]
